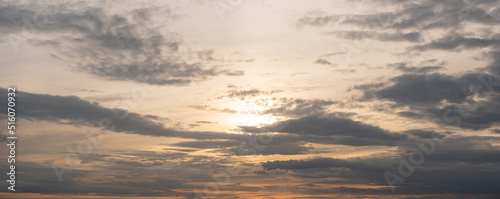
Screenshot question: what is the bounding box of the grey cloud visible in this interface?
[261,135,500,195]
[1,152,216,197]
[0,2,243,86]
[411,35,500,51]
[261,98,337,117]
[192,97,337,118]
[224,87,281,100]
[296,14,339,27]
[0,132,6,142]
[389,62,444,73]
[425,93,500,129]
[0,88,400,154]
[357,64,500,129]
[366,73,471,106]
[298,0,500,53]
[4,161,94,194]
[403,129,448,139]
[487,50,500,74]
[331,31,421,42]
[315,58,333,65]
[298,0,500,30]
[0,88,246,140]
[173,139,312,155]
[243,115,407,141]
[195,121,214,124]
[261,157,393,172]
[172,140,242,149]
[382,84,500,130]
[0,88,177,136]
[350,82,386,91]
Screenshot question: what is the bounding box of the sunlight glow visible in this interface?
[232,113,276,127]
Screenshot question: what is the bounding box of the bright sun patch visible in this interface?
[232,113,276,127]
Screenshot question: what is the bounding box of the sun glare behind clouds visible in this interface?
[232,113,276,127]
[2,0,500,198]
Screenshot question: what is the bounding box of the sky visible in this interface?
[1,0,500,198]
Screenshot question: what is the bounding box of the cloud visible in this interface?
[298,0,500,30]
[191,97,337,118]
[355,62,500,129]
[487,50,500,75]
[243,115,408,141]
[261,98,338,117]
[411,35,500,51]
[330,31,421,42]
[0,88,248,140]
[0,2,243,86]
[297,0,500,54]
[173,139,312,155]
[425,93,500,129]
[261,134,500,195]
[0,151,219,197]
[261,157,392,171]
[172,140,242,149]
[315,59,333,65]
[221,85,282,100]
[0,88,414,149]
[388,62,444,73]
[189,105,238,114]
[363,73,471,106]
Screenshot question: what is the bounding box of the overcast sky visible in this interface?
[1,0,500,198]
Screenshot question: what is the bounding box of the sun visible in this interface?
[232,114,276,127]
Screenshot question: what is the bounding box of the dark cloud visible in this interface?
[0,132,6,142]
[243,115,407,141]
[297,0,500,54]
[350,82,386,91]
[222,86,282,100]
[364,73,471,106]
[0,88,177,136]
[356,70,500,129]
[172,140,242,149]
[424,93,500,129]
[173,139,312,155]
[297,14,339,27]
[0,152,220,197]
[487,50,500,75]
[261,134,500,195]
[0,88,399,156]
[330,31,421,42]
[315,58,333,65]
[262,157,393,172]
[388,62,444,73]
[0,2,243,86]
[411,35,500,51]
[260,98,337,117]
[0,88,247,141]
[298,0,500,30]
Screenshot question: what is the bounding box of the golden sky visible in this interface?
[1,0,500,198]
